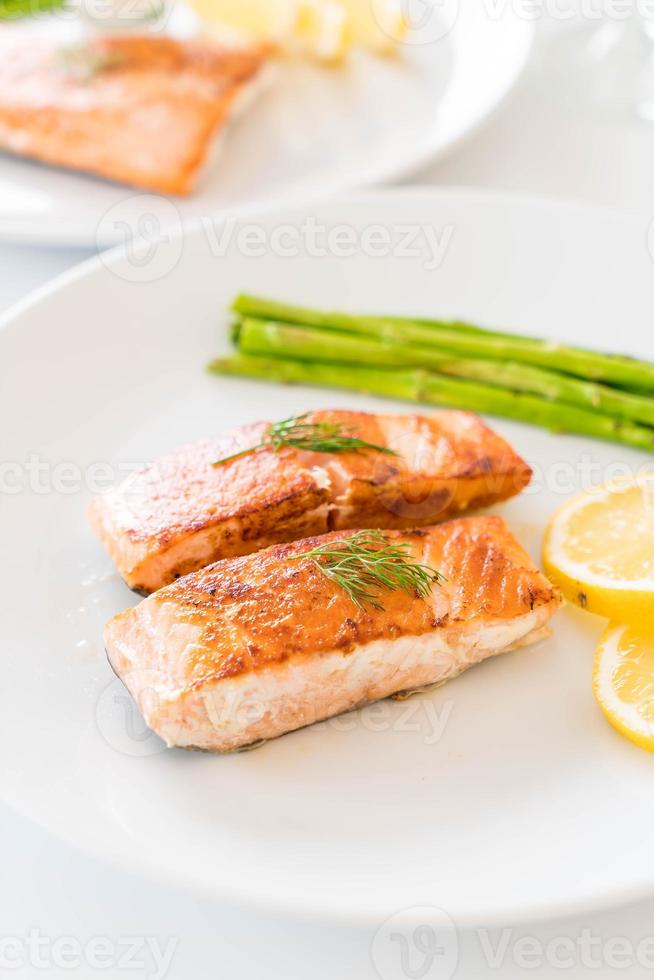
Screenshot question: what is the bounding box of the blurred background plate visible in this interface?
[0,0,532,246]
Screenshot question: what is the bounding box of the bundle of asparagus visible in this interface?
[0,0,63,16]
[209,295,654,452]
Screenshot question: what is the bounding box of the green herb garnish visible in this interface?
[289,529,446,611]
[212,413,398,466]
[57,46,126,83]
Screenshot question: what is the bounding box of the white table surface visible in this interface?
[4,15,654,980]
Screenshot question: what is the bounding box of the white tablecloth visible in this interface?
[3,18,654,980]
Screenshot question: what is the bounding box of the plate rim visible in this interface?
[1,186,650,928]
[7,788,654,930]
[0,184,643,334]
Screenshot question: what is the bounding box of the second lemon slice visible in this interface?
[594,623,654,752]
[543,477,654,621]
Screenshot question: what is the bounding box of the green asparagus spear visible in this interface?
[0,0,63,17]
[380,316,526,343]
[231,295,654,392]
[208,354,654,453]
[233,295,522,342]
[236,317,654,427]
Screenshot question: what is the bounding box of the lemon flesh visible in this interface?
[594,623,654,752]
[543,480,654,621]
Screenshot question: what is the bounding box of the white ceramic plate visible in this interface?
[3,189,654,928]
[0,1,532,247]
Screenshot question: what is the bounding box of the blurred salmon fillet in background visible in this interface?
[0,32,267,194]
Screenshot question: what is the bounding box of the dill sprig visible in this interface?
[213,413,398,466]
[290,529,446,611]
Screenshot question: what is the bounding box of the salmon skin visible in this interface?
[0,32,267,195]
[104,516,562,753]
[88,409,532,593]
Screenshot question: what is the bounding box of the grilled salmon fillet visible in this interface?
[0,32,267,195]
[89,410,532,593]
[104,516,562,752]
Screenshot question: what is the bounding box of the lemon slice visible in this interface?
[594,623,654,751]
[338,0,408,53]
[543,477,654,621]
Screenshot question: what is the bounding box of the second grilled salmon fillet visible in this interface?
[0,32,267,195]
[89,409,532,593]
[104,516,562,752]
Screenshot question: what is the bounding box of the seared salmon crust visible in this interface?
[89,409,532,593]
[104,516,561,752]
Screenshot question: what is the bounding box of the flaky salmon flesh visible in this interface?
[0,32,266,195]
[105,516,562,752]
[89,410,532,593]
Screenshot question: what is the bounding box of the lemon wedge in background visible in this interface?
[186,0,297,43]
[186,0,406,60]
[594,623,654,752]
[295,0,350,63]
[543,478,654,621]
[338,0,408,53]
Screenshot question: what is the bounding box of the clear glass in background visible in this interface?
[546,3,654,123]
